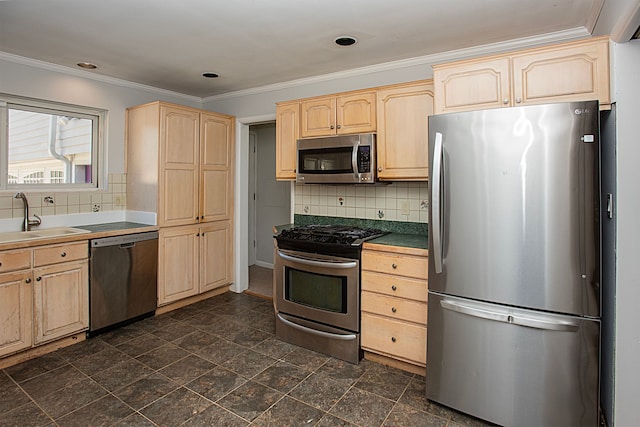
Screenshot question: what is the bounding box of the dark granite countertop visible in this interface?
[367,232,427,250]
[273,215,428,251]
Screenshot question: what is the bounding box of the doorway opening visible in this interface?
[246,122,291,298]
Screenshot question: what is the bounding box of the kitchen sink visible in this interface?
[0,227,90,244]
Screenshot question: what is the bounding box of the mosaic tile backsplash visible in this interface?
[294,181,428,223]
[0,173,127,219]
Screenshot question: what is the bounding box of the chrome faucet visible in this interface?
[14,192,41,232]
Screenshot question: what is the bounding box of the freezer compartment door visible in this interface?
[426,292,599,427]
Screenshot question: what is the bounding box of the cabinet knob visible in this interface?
[391,307,397,313]
[0,262,2,267]
[336,124,341,129]
[196,216,200,221]
[503,98,509,104]
[60,252,66,258]
[515,97,522,104]
[391,337,396,343]
[36,277,42,281]
[392,263,398,269]
[391,285,397,291]
[25,278,31,283]
[330,125,335,130]
[378,166,383,172]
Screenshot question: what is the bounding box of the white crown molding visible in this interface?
[203,27,591,103]
[0,51,201,104]
[610,0,640,42]
[586,0,606,33]
[1,27,591,105]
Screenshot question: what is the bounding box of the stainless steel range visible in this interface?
[274,225,386,363]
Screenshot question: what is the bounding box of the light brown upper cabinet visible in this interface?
[275,101,300,180]
[433,36,610,114]
[126,102,235,227]
[300,91,376,138]
[376,80,433,181]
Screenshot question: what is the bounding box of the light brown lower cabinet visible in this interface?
[361,245,428,368]
[0,241,89,358]
[33,260,89,345]
[0,270,33,357]
[158,220,233,306]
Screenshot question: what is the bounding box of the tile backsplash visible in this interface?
[0,173,127,219]
[294,182,428,223]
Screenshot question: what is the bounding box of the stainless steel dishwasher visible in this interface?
[88,231,158,336]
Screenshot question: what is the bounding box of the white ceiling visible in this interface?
[0,0,635,99]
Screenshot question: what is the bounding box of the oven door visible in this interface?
[274,248,359,332]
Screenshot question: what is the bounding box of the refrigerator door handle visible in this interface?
[440,299,579,332]
[432,132,443,274]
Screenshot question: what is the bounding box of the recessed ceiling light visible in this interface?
[334,36,357,47]
[202,72,219,78]
[77,62,97,69]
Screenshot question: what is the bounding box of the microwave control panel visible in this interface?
[357,146,372,173]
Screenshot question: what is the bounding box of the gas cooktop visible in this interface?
[275,224,387,257]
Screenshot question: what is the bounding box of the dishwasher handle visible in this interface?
[90,231,158,248]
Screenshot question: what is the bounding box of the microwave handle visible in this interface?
[352,142,360,181]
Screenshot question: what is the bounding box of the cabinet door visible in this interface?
[33,260,88,345]
[376,83,433,180]
[200,113,233,222]
[159,105,200,227]
[511,38,610,108]
[275,102,299,180]
[158,225,199,305]
[433,57,511,114]
[0,271,32,356]
[200,221,232,293]
[336,91,376,134]
[300,97,336,137]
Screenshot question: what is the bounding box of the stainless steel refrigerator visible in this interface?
[426,101,601,427]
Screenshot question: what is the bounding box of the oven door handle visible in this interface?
[277,250,358,269]
[277,313,358,341]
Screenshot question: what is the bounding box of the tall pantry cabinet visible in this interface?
[126,102,234,307]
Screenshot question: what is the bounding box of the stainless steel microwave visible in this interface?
[296,133,376,184]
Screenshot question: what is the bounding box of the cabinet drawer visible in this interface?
[362,291,427,324]
[361,313,426,365]
[361,251,427,279]
[361,271,427,302]
[0,249,32,273]
[34,242,88,267]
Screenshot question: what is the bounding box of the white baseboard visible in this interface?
[254,260,274,269]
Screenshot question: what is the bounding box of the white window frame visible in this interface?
[0,93,106,192]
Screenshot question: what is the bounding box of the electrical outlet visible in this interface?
[420,199,429,210]
[92,204,101,212]
[114,194,124,206]
[337,196,345,206]
[400,200,410,215]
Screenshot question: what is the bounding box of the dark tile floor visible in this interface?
[0,292,490,427]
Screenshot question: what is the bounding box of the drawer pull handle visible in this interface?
[61,252,67,257]
[391,307,397,313]
[391,337,396,343]
[25,278,31,283]
[36,277,42,281]
[392,263,397,269]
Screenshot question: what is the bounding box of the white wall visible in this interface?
[611,38,640,426]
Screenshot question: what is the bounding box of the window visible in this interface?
[0,94,106,191]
